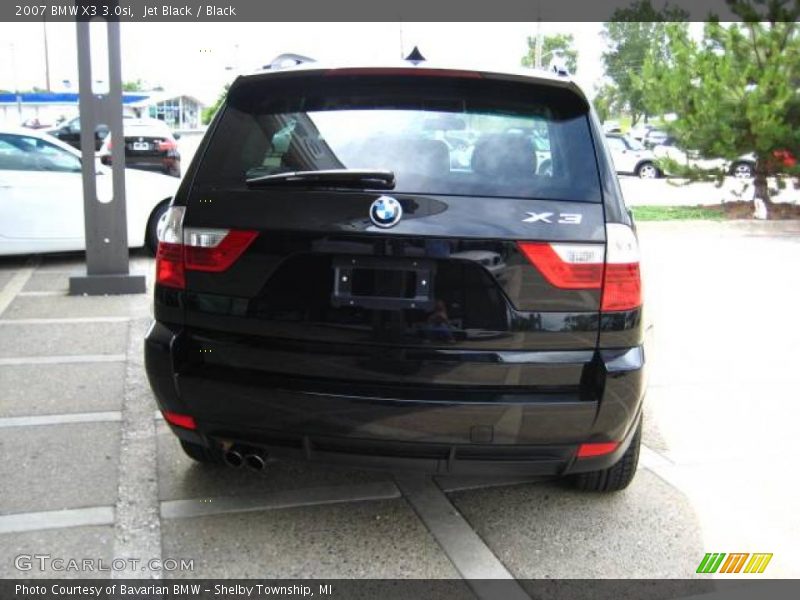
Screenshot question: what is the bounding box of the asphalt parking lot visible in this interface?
[0,220,798,590]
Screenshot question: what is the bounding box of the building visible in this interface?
[0,91,205,130]
[125,91,204,129]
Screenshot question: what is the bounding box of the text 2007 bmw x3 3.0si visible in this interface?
[145,53,646,492]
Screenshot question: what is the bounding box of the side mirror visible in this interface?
[173,132,181,140]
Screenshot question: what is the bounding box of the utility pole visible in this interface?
[43,18,51,91]
[534,20,543,69]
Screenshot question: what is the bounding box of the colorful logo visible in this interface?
[696,553,773,574]
[369,196,403,229]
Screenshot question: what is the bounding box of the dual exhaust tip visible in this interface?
[223,446,268,472]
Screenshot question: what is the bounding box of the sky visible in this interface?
[0,22,610,104]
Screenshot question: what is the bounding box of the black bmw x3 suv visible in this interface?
[145,57,647,491]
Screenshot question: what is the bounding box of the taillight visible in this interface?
[576,441,619,458]
[162,410,196,430]
[517,223,641,312]
[155,206,186,289]
[155,206,258,289]
[517,243,604,289]
[184,228,258,272]
[157,139,177,152]
[602,224,641,311]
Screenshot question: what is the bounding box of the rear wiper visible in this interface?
[246,169,395,189]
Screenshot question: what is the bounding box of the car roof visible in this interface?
[0,126,83,156]
[234,57,589,103]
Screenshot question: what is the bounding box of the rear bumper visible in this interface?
[145,321,646,475]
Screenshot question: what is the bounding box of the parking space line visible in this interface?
[0,355,126,366]
[31,268,151,275]
[0,506,114,534]
[161,481,402,520]
[640,444,675,469]
[17,291,65,297]
[0,316,130,325]
[395,474,531,600]
[0,259,38,317]
[640,444,684,491]
[436,474,545,493]
[112,318,162,579]
[0,411,122,428]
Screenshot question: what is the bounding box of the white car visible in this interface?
[652,137,756,178]
[0,127,177,256]
[604,134,661,178]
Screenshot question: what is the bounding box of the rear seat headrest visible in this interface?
[471,133,537,179]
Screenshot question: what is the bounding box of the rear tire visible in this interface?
[636,162,659,179]
[570,418,641,492]
[180,440,220,464]
[145,201,170,255]
[731,161,754,179]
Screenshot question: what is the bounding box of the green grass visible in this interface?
[631,205,726,221]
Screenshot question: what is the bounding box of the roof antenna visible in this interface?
[405,46,426,64]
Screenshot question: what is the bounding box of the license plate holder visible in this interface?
[132,141,150,151]
[331,256,435,310]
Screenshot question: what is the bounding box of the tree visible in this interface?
[202,84,229,125]
[122,79,144,92]
[593,84,622,123]
[640,0,800,210]
[602,1,689,126]
[522,33,578,74]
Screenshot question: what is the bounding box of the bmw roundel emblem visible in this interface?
[369,196,403,228]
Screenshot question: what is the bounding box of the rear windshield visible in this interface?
[196,73,602,202]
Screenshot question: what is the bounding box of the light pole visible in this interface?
[43,18,51,92]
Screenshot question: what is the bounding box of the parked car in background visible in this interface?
[653,137,764,178]
[47,116,110,151]
[98,118,181,177]
[602,120,622,134]
[642,128,669,148]
[605,134,661,178]
[20,118,52,130]
[627,123,656,143]
[0,126,177,255]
